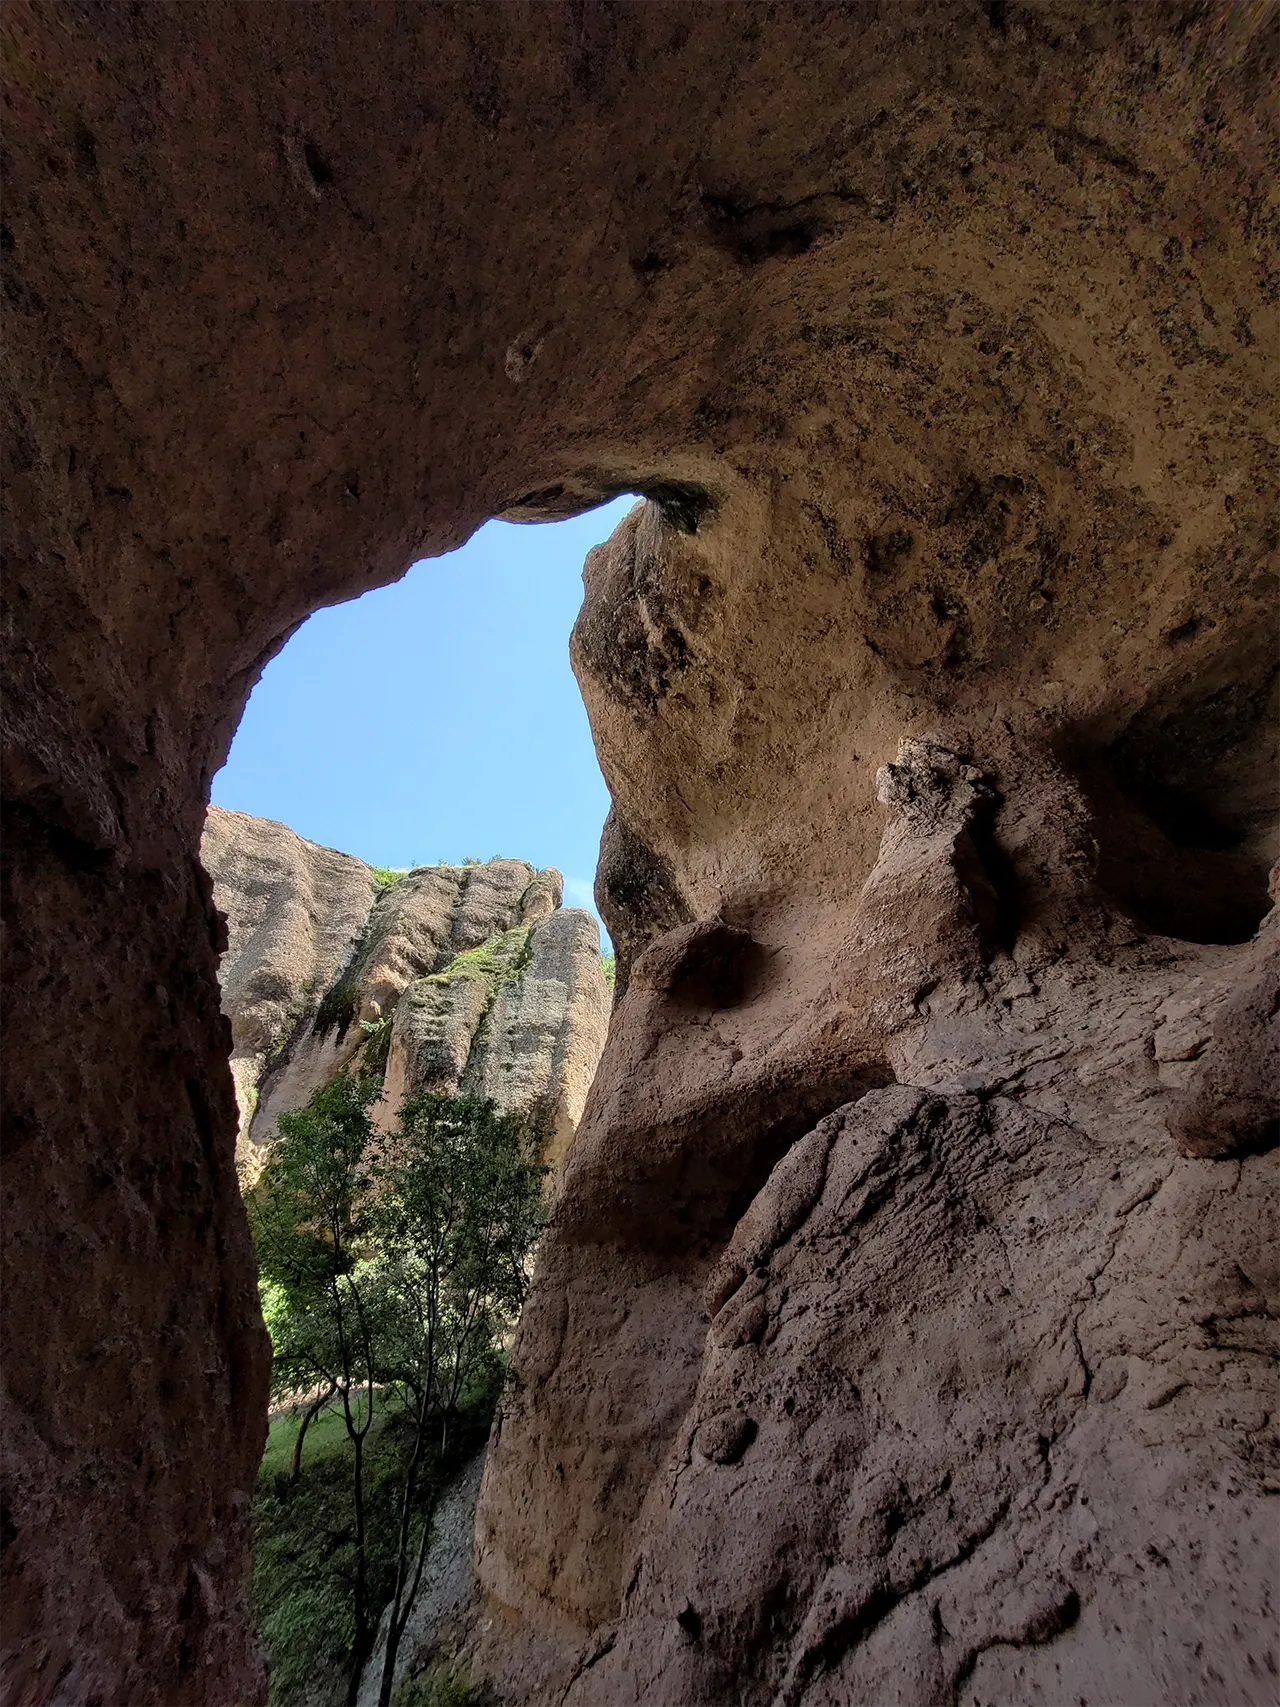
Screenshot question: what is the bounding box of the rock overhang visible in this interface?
[2,3,1276,1702]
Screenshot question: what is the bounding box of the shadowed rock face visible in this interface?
[1,2,1276,1703]
[549,1084,1276,1707]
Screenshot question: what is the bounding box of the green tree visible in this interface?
[247,1074,385,1702]
[370,1092,547,1707]
[248,1077,547,1707]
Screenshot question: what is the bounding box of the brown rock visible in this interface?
[201,805,378,1145]
[460,909,612,1178]
[629,917,756,1007]
[378,965,496,1120]
[1167,906,1280,1158]
[247,860,537,1149]
[203,805,377,1057]
[518,868,565,927]
[2,3,1276,1702]
[377,908,611,1178]
[547,1089,1277,1707]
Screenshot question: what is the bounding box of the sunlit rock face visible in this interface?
[2,2,1276,1702]
[202,807,610,1177]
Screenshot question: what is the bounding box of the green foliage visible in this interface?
[601,952,616,988]
[314,898,395,1041]
[423,927,532,991]
[373,867,407,891]
[312,978,360,1041]
[392,1663,486,1707]
[255,1456,360,1706]
[249,1076,547,1707]
[254,1406,441,1707]
[367,1093,547,1701]
[259,1391,374,1482]
[248,1074,384,1406]
[248,1072,388,1697]
[360,1014,394,1078]
[373,1092,548,1420]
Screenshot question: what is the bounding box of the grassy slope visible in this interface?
[254,1376,501,1707]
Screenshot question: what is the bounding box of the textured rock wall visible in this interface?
[2,3,1276,1702]
[472,735,1278,1707]
[201,807,610,1171]
[201,804,378,1147]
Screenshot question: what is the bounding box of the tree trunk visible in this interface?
[376,1400,428,1707]
[290,1384,335,1482]
[377,1488,439,1707]
[346,1428,370,1707]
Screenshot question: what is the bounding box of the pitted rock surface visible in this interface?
[3,3,1276,1702]
[202,804,378,1146]
[550,1086,1276,1707]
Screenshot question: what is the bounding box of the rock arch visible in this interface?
[2,3,1275,1701]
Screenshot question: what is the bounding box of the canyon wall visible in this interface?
[1,3,1275,1703]
[201,806,610,1175]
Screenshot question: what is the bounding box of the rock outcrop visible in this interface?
[512,1080,1276,1707]
[202,806,610,1173]
[3,4,1276,1704]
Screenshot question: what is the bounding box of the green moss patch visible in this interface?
[421,926,533,992]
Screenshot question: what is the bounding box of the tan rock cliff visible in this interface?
[202,806,611,1172]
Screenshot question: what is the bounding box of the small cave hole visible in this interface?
[633,248,670,277]
[73,123,98,176]
[676,1604,703,1640]
[301,141,334,187]
[1066,637,1277,944]
[864,528,914,575]
[967,810,1022,956]
[641,480,714,535]
[1165,615,1205,646]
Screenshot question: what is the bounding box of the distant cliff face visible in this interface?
[202,806,611,1175]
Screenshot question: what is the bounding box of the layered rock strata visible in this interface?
[202,806,610,1172]
[2,3,1276,1703]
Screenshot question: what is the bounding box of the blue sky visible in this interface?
[211,497,636,936]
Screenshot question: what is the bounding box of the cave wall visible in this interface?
[1,2,1276,1702]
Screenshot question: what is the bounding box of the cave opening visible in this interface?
[208,494,649,1702]
[1065,622,1279,947]
[212,497,638,920]
[207,493,652,1167]
[7,6,1278,1704]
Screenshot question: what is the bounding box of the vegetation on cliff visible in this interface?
[247,1076,547,1706]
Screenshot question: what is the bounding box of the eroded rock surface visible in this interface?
[551,1084,1276,1707]
[2,2,1276,1701]
[201,804,378,1145]
[202,808,610,1172]
[472,731,1279,1706]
